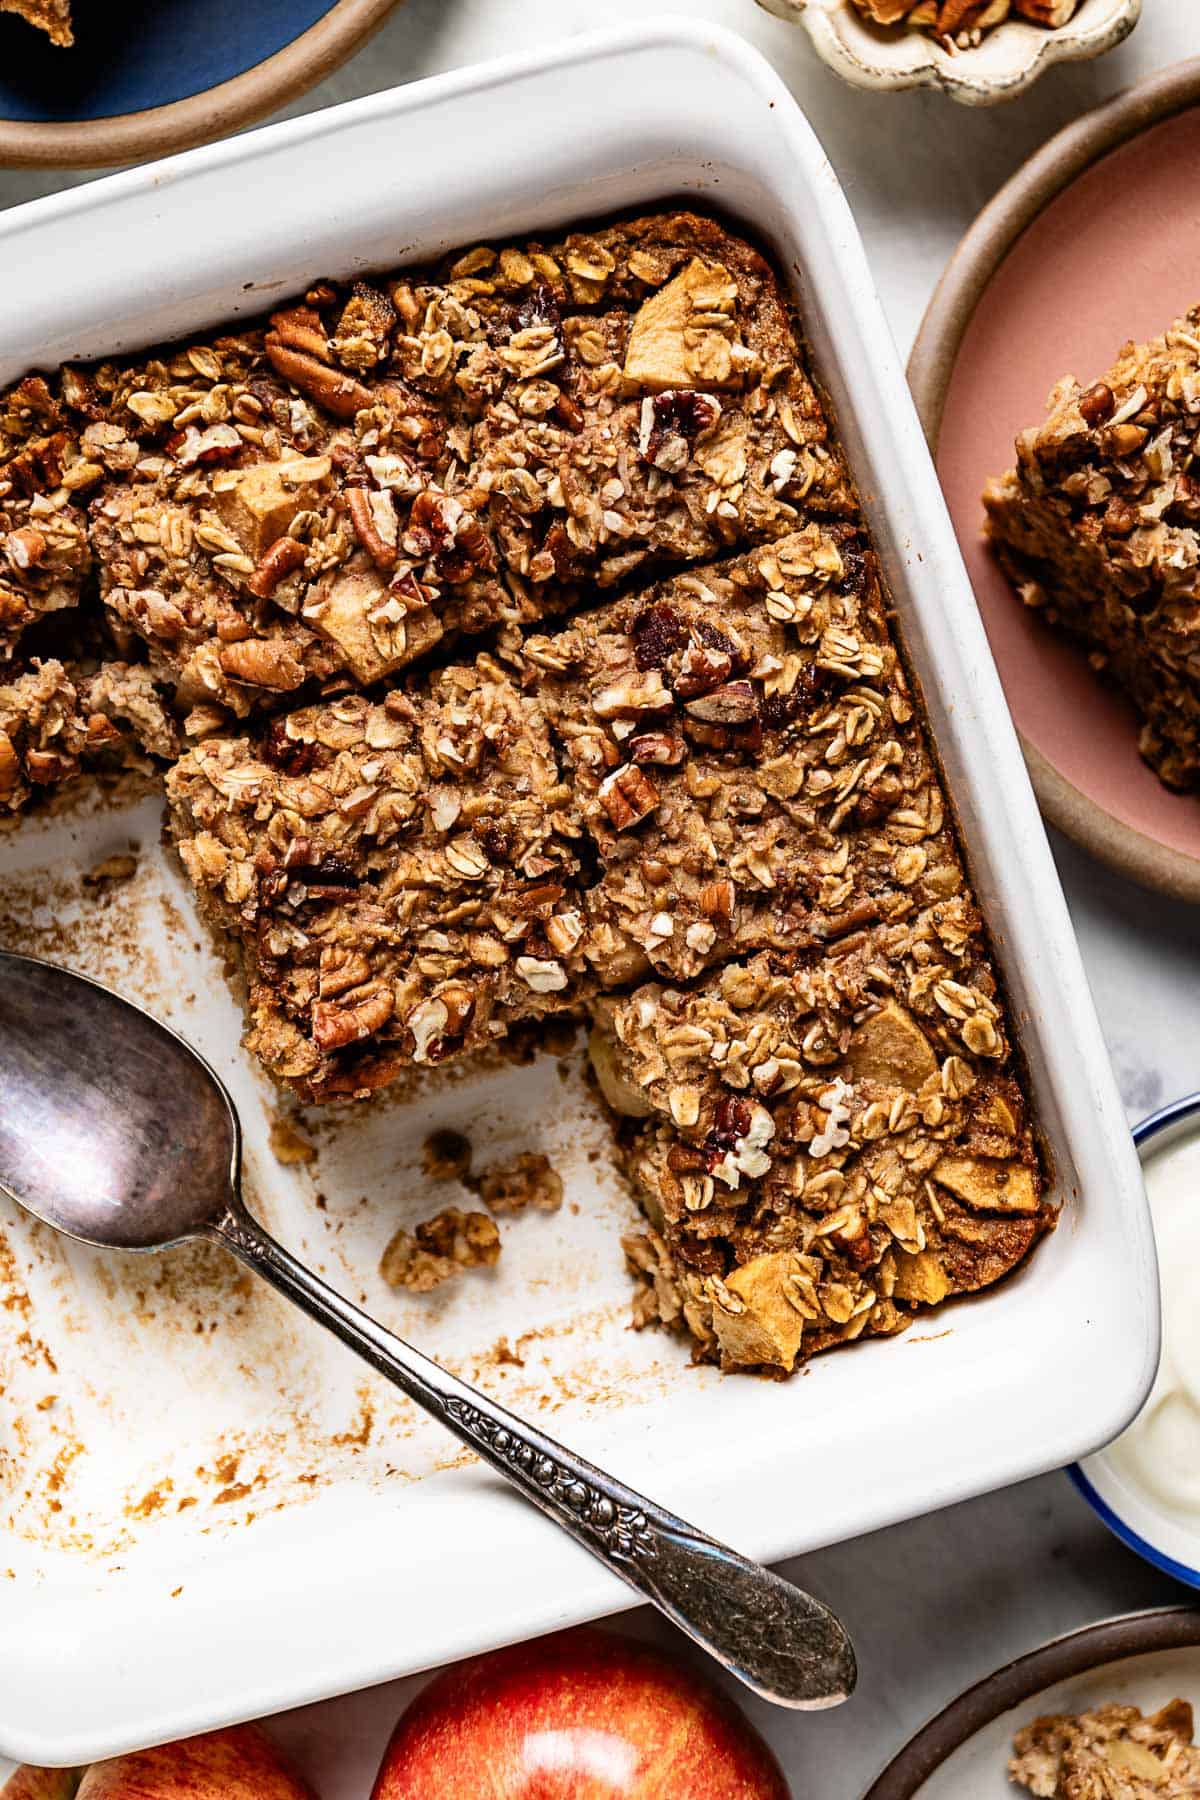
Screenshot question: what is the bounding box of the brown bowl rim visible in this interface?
[862,1605,1200,1799]
[0,0,399,169]
[907,57,1200,905]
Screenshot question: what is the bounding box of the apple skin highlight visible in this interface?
[372,1626,792,1799]
[3,1726,314,1800]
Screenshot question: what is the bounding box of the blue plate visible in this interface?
[0,0,337,122]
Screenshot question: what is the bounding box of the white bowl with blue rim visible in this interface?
[1073,1092,1200,1588]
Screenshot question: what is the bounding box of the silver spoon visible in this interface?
[0,948,855,1710]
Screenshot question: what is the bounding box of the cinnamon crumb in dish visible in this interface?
[380,1208,501,1291]
[82,851,139,887]
[268,1114,318,1167]
[474,1151,564,1216]
[417,1134,563,1215]
[1010,1699,1200,1796]
[422,1128,474,1183]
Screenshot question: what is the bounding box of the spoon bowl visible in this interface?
[0,951,239,1249]
[0,948,856,1711]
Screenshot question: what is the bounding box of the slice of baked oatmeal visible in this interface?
[590,910,1047,1373]
[1010,1699,1200,1797]
[454,211,855,593]
[519,526,958,987]
[985,305,1200,793]
[86,329,489,721]
[165,660,591,1099]
[84,213,850,729]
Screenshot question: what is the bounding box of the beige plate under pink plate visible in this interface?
[909,60,1200,903]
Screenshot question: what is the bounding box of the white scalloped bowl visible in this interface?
[756,0,1142,103]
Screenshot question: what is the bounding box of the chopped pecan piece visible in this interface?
[629,731,686,766]
[591,670,672,721]
[597,764,660,830]
[263,338,374,418]
[346,486,399,569]
[311,984,396,1051]
[268,307,331,363]
[217,638,306,691]
[672,640,733,699]
[1078,381,1115,427]
[683,680,759,726]
[246,535,308,600]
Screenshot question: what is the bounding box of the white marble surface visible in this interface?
[3,3,1199,1794]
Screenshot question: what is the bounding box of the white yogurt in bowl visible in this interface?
[1074,1095,1200,1585]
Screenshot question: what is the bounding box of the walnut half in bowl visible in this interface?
[755,0,1141,104]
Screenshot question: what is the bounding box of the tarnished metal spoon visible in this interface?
[0,948,856,1710]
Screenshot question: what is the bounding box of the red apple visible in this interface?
[1,1773,80,1800]
[372,1626,792,1798]
[1,1725,314,1800]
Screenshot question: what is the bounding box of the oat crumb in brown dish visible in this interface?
[0,0,72,41]
[852,0,1077,50]
[0,207,1051,1375]
[1010,1699,1200,1796]
[985,305,1200,797]
[380,1208,501,1292]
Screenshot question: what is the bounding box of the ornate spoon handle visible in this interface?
[214,1198,856,1710]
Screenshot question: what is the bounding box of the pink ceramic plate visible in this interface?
[910,61,1200,902]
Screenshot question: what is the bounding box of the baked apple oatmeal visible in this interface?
[985,306,1200,795]
[1010,1699,1200,1796]
[0,208,1051,1372]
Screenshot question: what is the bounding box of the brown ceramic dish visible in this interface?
[864,1607,1200,1798]
[909,60,1200,903]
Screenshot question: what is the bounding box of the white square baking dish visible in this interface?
[0,19,1156,1764]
